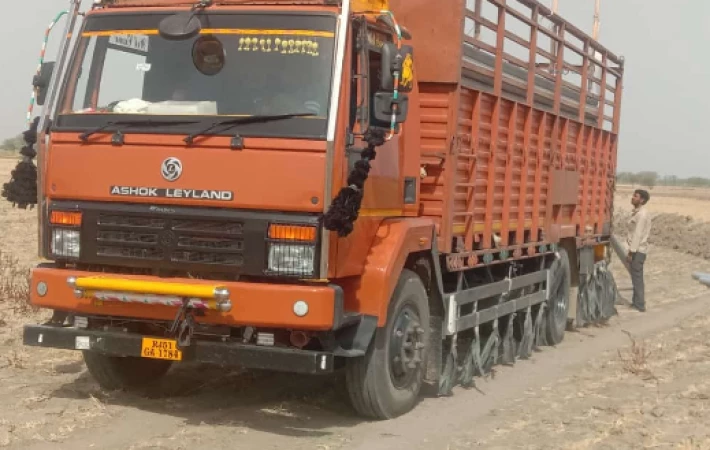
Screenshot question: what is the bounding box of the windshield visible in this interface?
[57,12,337,139]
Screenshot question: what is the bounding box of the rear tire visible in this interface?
[83,352,172,391]
[345,269,430,419]
[544,248,571,345]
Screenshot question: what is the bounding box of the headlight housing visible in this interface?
[268,243,316,277]
[51,228,81,259]
[267,224,317,277]
[49,210,82,259]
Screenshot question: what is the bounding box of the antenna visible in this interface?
[548,1,603,93]
[593,0,601,40]
[550,0,601,40]
[549,0,559,74]
[591,0,601,96]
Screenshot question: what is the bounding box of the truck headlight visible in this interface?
[51,229,81,259]
[268,243,315,276]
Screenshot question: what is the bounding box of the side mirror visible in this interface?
[380,43,414,93]
[373,91,409,124]
[33,61,55,106]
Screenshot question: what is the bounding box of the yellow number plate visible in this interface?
[140,338,183,361]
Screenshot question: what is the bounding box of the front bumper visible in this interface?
[24,325,334,375]
[30,266,344,330]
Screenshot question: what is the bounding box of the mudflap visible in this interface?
[423,315,445,394]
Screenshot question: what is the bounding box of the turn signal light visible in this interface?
[50,211,82,226]
[268,224,316,242]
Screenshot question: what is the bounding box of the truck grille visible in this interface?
[95,214,244,267]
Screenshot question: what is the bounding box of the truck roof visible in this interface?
[100,0,618,63]
[100,0,387,10]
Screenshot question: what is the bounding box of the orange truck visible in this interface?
[12,0,624,419]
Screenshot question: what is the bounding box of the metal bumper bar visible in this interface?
[23,325,335,375]
[67,276,233,312]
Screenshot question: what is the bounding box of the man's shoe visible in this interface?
[629,304,646,313]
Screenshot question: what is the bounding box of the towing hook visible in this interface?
[170,298,197,349]
[177,314,196,349]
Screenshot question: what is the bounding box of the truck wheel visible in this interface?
[345,269,430,420]
[544,248,571,345]
[83,352,172,391]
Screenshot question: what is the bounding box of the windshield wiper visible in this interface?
[79,119,199,142]
[183,113,316,145]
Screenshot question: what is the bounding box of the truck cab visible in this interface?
[24,0,429,419]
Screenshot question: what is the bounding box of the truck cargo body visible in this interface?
[391,0,622,259]
[20,0,624,420]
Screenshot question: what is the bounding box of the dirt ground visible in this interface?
[2,158,710,449]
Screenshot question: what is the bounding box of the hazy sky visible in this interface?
[0,0,706,177]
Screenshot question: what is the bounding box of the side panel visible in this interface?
[417,86,618,259]
[417,83,459,253]
[403,0,622,267]
[337,218,434,327]
[451,93,554,250]
[448,92,617,252]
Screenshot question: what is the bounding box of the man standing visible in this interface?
[626,189,652,312]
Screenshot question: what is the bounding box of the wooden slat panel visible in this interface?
[410,0,623,260]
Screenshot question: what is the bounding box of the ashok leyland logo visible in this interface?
[110,156,232,201]
[161,157,182,182]
[110,156,234,200]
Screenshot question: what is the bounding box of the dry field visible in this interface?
[1,157,710,449]
[616,184,710,222]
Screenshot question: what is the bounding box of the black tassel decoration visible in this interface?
[322,128,385,237]
[2,117,40,210]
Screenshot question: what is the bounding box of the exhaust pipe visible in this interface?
[289,331,312,349]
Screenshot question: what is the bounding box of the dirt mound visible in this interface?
[614,211,710,260]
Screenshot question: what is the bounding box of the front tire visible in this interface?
[83,352,172,391]
[345,269,431,419]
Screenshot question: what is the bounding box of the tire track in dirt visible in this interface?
[451,306,710,449]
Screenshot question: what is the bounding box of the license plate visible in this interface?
[140,338,183,361]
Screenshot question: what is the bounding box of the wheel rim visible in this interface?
[389,302,425,389]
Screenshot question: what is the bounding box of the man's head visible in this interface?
[631,189,650,208]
